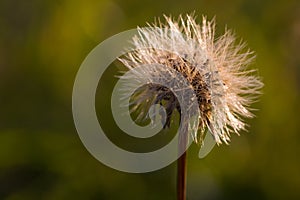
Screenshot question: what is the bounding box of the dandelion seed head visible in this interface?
[119,14,263,145]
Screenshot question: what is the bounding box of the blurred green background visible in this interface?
[1,0,300,199]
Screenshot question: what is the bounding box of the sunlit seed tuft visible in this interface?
[119,14,263,145]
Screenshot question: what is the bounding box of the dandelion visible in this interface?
[119,14,263,200]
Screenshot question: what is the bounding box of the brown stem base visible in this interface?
[177,151,187,200]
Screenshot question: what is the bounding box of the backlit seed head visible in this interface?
[119,14,263,145]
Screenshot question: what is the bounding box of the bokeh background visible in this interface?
[1,0,300,199]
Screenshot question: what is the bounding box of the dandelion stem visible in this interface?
[177,126,188,200]
[177,151,187,200]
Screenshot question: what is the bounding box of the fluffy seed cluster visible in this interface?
[119,14,263,145]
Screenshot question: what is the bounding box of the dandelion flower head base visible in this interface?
[119,14,263,145]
